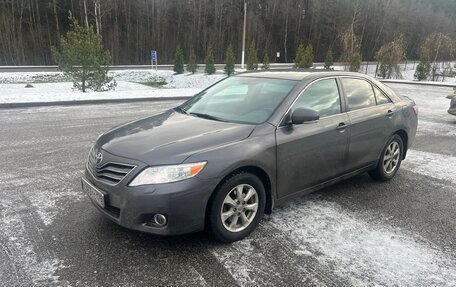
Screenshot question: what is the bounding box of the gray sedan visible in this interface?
[81,71,418,242]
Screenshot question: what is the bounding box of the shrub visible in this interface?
[174,44,185,74]
[224,44,235,75]
[52,12,115,92]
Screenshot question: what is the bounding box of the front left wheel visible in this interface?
[208,172,266,243]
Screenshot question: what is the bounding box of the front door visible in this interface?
[276,78,349,199]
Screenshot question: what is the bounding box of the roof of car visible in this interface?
[236,69,366,81]
[234,69,402,103]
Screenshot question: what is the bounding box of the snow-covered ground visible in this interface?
[0,82,201,103]
[0,70,226,103]
[328,62,456,84]
[0,67,454,104]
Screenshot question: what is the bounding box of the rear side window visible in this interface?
[292,78,341,117]
[373,86,391,105]
[342,78,376,111]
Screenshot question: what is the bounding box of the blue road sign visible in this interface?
[151,50,157,61]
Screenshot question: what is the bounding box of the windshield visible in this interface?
[178,76,298,124]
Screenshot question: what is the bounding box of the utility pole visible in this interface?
[241,0,247,69]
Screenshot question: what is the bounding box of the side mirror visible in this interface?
[290,108,320,125]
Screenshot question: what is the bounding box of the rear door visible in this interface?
[276,78,350,198]
[340,77,396,172]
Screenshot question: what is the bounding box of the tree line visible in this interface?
[1,0,455,66]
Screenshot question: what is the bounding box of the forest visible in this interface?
[0,0,455,65]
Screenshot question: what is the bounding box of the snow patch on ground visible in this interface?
[211,239,282,286]
[0,81,200,103]
[0,204,66,285]
[0,70,225,103]
[402,150,456,184]
[110,70,226,88]
[0,71,67,84]
[32,185,84,226]
[270,199,456,286]
[0,69,225,88]
[417,120,456,137]
[164,73,225,88]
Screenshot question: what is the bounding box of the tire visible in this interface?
[208,172,266,243]
[369,134,404,181]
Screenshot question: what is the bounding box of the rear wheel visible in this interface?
[369,134,404,181]
[208,172,265,243]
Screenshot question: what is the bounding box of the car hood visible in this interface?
[97,109,255,165]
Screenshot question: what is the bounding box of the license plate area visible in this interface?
[81,178,106,208]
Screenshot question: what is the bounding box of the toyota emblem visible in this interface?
[95,152,103,166]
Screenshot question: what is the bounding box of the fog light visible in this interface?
[153,214,167,227]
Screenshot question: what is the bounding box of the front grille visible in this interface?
[87,148,135,184]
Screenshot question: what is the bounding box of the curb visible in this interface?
[0,96,191,109]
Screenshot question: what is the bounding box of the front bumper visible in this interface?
[82,167,218,236]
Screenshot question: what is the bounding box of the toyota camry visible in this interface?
[81,71,418,242]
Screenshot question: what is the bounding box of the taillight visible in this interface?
[412,104,418,116]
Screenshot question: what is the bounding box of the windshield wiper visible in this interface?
[174,106,188,114]
[188,112,227,122]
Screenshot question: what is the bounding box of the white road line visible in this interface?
[402,149,456,184]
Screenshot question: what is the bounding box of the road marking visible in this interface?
[402,149,456,184]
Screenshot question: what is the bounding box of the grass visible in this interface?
[136,80,167,88]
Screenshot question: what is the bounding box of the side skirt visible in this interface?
[274,163,376,208]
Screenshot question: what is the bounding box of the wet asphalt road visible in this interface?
[1,84,456,286]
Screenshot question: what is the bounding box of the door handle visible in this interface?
[336,122,348,131]
[386,110,394,117]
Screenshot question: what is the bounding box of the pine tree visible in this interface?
[205,45,216,74]
[247,40,258,70]
[294,44,306,68]
[377,54,392,78]
[52,13,115,92]
[224,43,235,75]
[349,52,361,72]
[324,49,334,70]
[173,44,184,74]
[414,52,431,81]
[187,49,197,74]
[303,44,313,68]
[262,54,270,70]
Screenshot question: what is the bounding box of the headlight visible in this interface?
[129,162,207,186]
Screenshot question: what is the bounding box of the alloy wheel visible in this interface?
[220,184,259,232]
[383,141,400,174]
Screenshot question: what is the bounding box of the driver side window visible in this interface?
[292,78,341,118]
